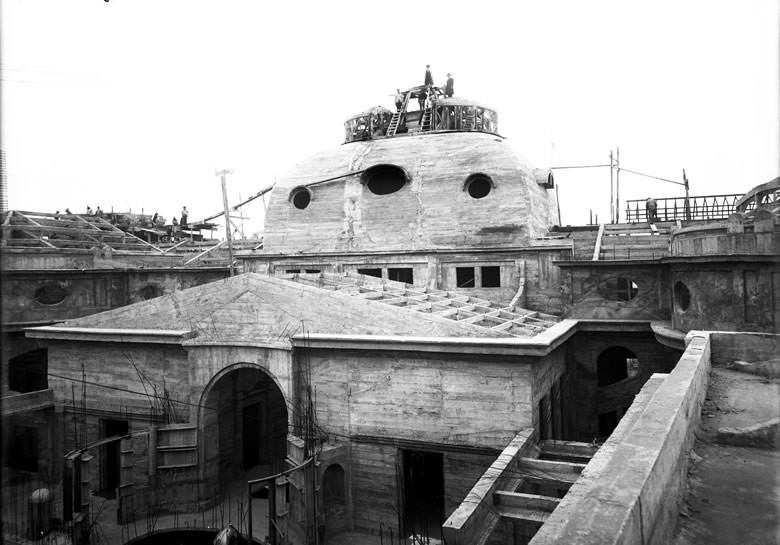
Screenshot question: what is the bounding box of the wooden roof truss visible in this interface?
[0,210,164,253]
[281,271,560,337]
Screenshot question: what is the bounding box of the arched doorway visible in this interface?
[200,364,288,488]
[596,346,639,387]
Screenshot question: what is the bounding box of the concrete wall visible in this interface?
[263,133,558,254]
[530,332,712,545]
[306,348,537,450]
[303,345,568,535]
[558,263,670,321]
[569,330,682,441]
[671,263,779,333]
[2,268,228,326]
[1,248,186,271]
[241,247,569,313]
[347,440,497,535]
[671,219,779,258]
[709,331,780,365]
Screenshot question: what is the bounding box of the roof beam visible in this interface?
[517,458,586,487]
[493,491,560,523]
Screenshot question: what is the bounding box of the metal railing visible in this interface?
[625,194,744,222]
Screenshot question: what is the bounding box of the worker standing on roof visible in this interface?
[86,205,93,216]
[424,64,433,87]
[95,206,102,217]
[394,89,403,111]
[646,197,658,223]
[181,206,188,227]
[445,73,454,98]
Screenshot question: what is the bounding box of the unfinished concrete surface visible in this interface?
[672,337,780,545]
[529,332,712,545]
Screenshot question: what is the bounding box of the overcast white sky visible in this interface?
[1,0,778,234]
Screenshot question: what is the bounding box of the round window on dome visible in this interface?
[362,165,407,195]
[464,174,494,199]
[289,187,312,210]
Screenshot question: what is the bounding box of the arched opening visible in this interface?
[200,365,288,488]
[362,164,407,195]
[322,464,346,517]
[674,281,691,312]
[596,346,639,388]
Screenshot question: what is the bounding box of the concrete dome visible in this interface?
[263,131,558,254]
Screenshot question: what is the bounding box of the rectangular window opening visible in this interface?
[456,267,475,288]
[357,268,382,278]
[481,266,501,288]
[388,268,414,284]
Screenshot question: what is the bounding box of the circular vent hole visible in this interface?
[292,190,311,210]
[363,165,407,195]
[466,175,492,199]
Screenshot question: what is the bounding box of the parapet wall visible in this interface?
[530,331,712,545]
[709,331,780,366]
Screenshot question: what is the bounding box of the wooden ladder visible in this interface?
[386,92,411,137]
[421,108,432,131]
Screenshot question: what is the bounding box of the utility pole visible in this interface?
[609,150,614,223]
[615,148,621,224]
[216,169,235,276]
[683,169,691,221]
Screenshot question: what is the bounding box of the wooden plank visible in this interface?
[494,491,560,513]
[517,458,586,486]
[592,223,605,261]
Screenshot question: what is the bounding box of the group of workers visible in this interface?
[54,206,190,230]
[393,64,454,113]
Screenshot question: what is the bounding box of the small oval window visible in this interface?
[674,281,691,312]
[597,277,639,301]
[362,165,407,195]
[289,187,312,210]
[464,174,494,199]
[34,284,68,305]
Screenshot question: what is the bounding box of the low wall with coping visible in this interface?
[530,331,712,545]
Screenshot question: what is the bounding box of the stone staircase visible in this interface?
[569,222,672,261]
[598,222,671,260]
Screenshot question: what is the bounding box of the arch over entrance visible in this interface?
[199,364,288,489]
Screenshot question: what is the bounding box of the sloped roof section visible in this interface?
[53,273,512,342]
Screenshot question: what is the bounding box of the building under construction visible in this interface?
[1,84,778,545]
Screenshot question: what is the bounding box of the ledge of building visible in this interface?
[651,320,686,351]
[290,319,653,356]
[25,326,195,344]
[1,388,54,415]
